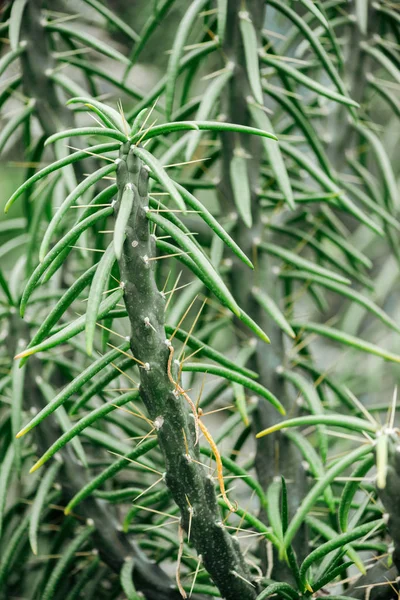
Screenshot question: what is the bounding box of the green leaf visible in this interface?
[17,340,129,438]
[120,557,141,600]
[164,324,257,378]
[299,520,385,591]
[114,183,135,259]
[64,438,158,514]
[148,212,240,316]
[0,99,34,153]
[0,45,25,79]
[338,455,375,532]
[9,0,28,51]
[29,392,137,473]
[260,242,350,285]
[5,142,119,213]
[291,320,400,364]
[285,430,334,512]
[40,165,116,261]
[217,0,228,44]
[67,97,126,132]
[353,122,399,211]
[81,0,139,41]
[361,42,400,84]
[248,101,294,209]
[280,143,383,235]
[20,206,113,316]
[165,0,209,119]
[256,582,299,600]
[182,362,285,414]
[230,149,252,227]
[131,145,186,211]
[45,126,127,146]
[0,266,14,305]
[175,183,254,269]
[11,344,25,473]
[0,511,31,588]
[130,120,278,144]
[185,67,233,161]
[256,414,377,438]
[267,480,283,545]
[45,22,130,65]
[252,287,295,338]
[0,446,15,539]
[239,11,263,104]
[279,369,328,462]
[283,444,374,551]
[280,271,400,335]
[42,525,95,600]
[86,243,117,355]
[259,51,359,108]
[29,461,62,555]
[17,289,123,361]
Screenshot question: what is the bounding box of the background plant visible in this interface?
[0,1,399,599]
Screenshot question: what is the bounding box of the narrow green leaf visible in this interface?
[353,121,399,211]
[239,11,263,104]
[182,362,285,414]
[64,438,158,514]
[248,101,294,209]
[29,392,137,473]
[285,430,335,512]
[217,0,228,44]
[361,42,400,84]
[5,142,119,213]
[165,0,209,119]
[256,414,377,438]
[0,266,14,305]
[175,183,254,269]
[45,127,127,146]
[280,143,383,235]
[252,287,295,338]
[130,120,278,144]
[0,511,30,588]
[283,444,374,551]
[40,165,116,261]
[185,67,233,161]
[291,320,400,364]
[81,0,139,41]
[0,446,15,539]
[230,149,252,227]
[260,242,350,285]
[256,582,298,600]
[17,289,123,361]
[148,212,240,316]
[280,271,400,335]
[86,243,117,355]
[20,207,113,316]
[131,145,186,211]
[0,99,34,153]
[67,97,126,132]
[29,461,61,555]
[0,45,25,79]
[17,339,129,438]
[338,455,375,532]
[46,22,130,65]
[267,480,283,544]
[11,345,25,473]
[164,324,257,378]
[259,51,359,108]
[299,520,385,591]
[120,557,140,600]
[42,525,95,600]
[114,183,135,259]
[9,0,28,51]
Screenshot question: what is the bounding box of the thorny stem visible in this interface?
[114,142,259,600]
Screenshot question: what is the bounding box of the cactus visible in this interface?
[0,2,400,600]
